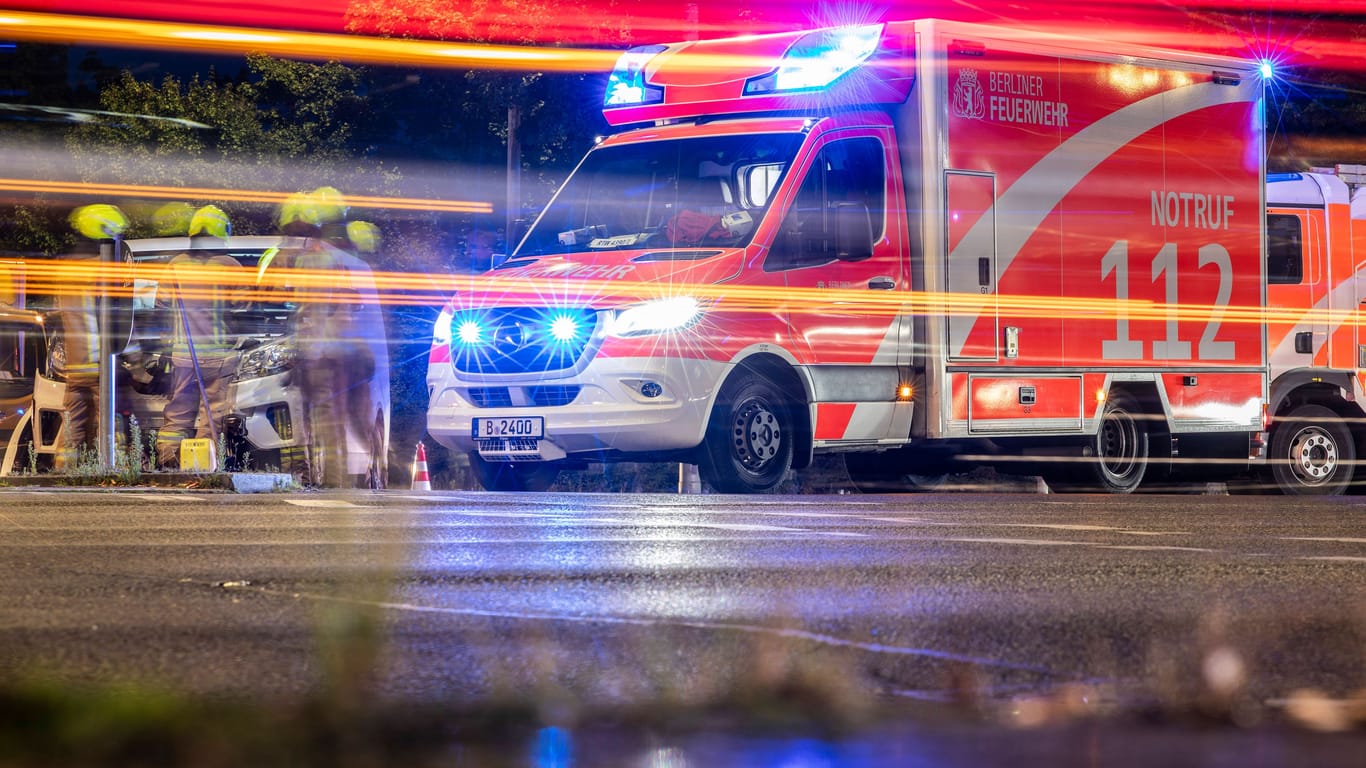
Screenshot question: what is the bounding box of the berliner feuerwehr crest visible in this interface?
[952,68,986,120]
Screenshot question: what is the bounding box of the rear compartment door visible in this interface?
[945,170,998,360]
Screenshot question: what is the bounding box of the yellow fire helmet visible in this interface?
[346,220,380,253]
[277,191,313,230]
[278,187,345,232]
[188,204,232,239]
[307,185,347,225]
[152,201,195,236]
[69,203,128,240]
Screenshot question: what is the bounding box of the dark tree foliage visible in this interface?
[1267,67,1366,170]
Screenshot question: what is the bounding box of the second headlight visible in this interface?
[607,296,703,338]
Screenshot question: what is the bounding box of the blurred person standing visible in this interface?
[154,205,243,468]
[341,218,388,489]
[56,204,126,470]
[281,188,388,487]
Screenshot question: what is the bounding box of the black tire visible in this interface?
[1269,404,1354,496]
[698,369,795,493]
[1049,392,1148,493]
[469,452,559,492]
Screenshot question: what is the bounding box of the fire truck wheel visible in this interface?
[1049,392,1148,493]
[1269,404,1355,495]
[699,370,794,493]
[470,452,559,492]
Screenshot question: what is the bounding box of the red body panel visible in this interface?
[940,40,1262,372]
[948,373,1085,424]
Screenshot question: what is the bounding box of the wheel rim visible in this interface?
[1287,426,1338,486]
[731,396,782,473]
[1099,406,1140,482]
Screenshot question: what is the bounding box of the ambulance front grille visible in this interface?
[450,306,598,375]
[466,386,582,408]
[468,387,513,408]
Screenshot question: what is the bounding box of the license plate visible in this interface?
[472,416,544,439]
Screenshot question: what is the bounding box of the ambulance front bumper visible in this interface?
[426,357,728,460]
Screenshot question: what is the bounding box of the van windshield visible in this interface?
[515,133,802,257]
[129,245,302,347]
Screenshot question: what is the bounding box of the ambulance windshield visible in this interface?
[515,133,802,257]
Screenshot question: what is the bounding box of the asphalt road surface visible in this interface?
[1,487,1363,765]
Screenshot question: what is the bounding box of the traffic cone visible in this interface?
[411,441,432,491]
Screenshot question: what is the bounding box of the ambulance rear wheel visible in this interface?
[470,453,559,492]
[699,370,794,493]
[1049,392,1148,493]
[1269,404,1354,496]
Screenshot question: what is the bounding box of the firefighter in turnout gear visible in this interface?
[279,188,387,487]
[154,205,244,468]
[56,204,127,469]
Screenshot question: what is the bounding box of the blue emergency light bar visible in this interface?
[744,24,884,95]
[604,44,667,107]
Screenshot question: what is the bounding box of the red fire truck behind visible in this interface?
[426,19,1363,495]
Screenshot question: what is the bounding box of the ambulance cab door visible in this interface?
[764,127,906,441]
[945,171,999,360]
[1266,209,1326,371]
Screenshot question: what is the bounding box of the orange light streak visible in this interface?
[0,178,493,214]
[2,5,1363,76]
[0,11,621,72]
[14,260,1366,329]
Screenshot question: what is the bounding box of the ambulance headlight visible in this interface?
[745,23,883,94]
[605,44,667,107]
[237,340,296,380]
[608,297,702,337]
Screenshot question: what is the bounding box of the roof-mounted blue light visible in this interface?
[744,24,884,95]
[1259,59,1275,79]
[605,44,667,107]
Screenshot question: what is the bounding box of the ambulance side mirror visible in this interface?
[833,202,874,262]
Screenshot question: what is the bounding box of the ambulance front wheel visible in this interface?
[470,452,559,492]
[699,370,795,493]
[1269,404,1354,496]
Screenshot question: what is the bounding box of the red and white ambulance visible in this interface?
[426,19,1363,494]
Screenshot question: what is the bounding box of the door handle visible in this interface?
[978,257,991,287]
[868,276,896,290]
